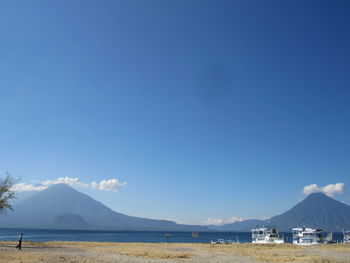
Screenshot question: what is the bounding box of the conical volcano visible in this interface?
[0,184,208,231]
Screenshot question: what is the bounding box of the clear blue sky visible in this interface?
[1,0,349,225]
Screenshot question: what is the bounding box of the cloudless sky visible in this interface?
[1,0,350,224]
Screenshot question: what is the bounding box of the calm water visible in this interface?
[0,228,344,243]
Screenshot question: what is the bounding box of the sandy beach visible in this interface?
[1,241,349,263]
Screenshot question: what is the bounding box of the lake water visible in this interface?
[0,228,344,243]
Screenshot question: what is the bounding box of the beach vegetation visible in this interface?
[0,174,18,214]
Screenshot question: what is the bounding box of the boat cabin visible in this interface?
[343,230,350,243]
[251,227,284,244]
[292,227,323,245]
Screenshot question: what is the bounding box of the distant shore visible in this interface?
[1,241,350,263]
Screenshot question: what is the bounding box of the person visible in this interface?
[16,233,23,250]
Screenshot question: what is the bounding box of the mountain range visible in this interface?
[213,192,350,232]
[0,184,349,232]
[0,184,208,231]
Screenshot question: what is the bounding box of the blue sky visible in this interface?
[1,0,350,225]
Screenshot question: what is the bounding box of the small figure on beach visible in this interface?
[16,233,23,250]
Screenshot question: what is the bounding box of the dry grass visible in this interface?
[0,242,103,263]
[199,243,324,263]
[0,241,193,261]
[1,241,350,263]
[315,243,350,253]
[48,241,193,259]
[0,253,106,263]
[307,259,349,263]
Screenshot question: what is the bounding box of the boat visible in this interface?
[251,226,284,244]
[210,237,239,244]
[192,232,200,237]
[324,232,335,244]
[343,230,350,243]
[210,239,225,244]
[225,236,240,244]
[292,227,326,245]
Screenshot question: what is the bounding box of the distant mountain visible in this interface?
[0,184,208,231]
[269,193,350,231]
[52,213,91,229]
[209,219,266,231]
[15,190,38,202]
[212,193,350,232]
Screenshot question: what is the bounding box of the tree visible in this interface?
[0,174,17,214]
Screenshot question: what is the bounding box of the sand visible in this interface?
[0,241,349,263]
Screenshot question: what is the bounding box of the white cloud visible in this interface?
[10,183,47,192]
[91,179,127,192]
[165,218,185,224]
[201,216,245,226]
[303,183,345,197]
[41,177,89,188]
[11,177,127,192]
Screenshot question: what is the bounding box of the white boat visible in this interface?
[343,230,350,243]
[210,237,240,244]
[292,227,325,245]
[251,227,284,244]
[210,239,226,244]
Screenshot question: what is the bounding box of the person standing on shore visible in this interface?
[16,233,23,250]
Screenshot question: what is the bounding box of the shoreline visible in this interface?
[1,241,349,263]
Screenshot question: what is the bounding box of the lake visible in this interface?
[0,228,344,243]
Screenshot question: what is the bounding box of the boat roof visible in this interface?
[251,227,277,231]
[292,227,323,232]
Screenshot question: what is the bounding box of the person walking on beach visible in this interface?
[16,233,23,250]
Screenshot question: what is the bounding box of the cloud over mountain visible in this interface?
[41,177,89,188]
[11,177,127,192]
[303,183,345,197]
[11,183,47,192]
[201,216,245,226]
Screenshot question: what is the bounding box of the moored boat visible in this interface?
[251,226,284,244]
[292,227,326,245]
[210,237,239,244]
[343,230,350,243]
[210,238,226,244]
